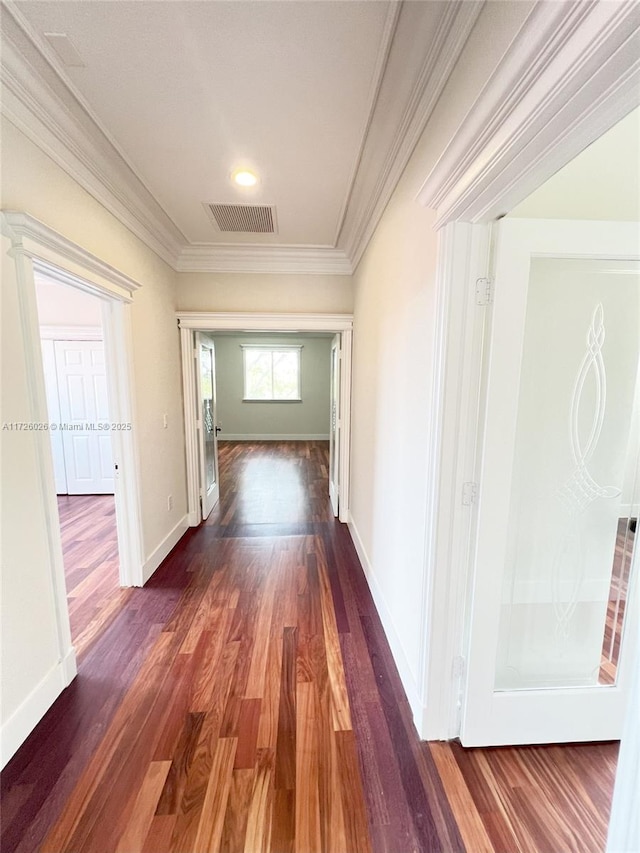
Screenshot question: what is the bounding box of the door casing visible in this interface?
[177,313,353,525]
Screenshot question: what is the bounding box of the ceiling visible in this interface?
[2,1,484,271]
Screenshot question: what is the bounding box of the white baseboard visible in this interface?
[143,514,189,583]
[1,645,76,769]
[219,434,330,441]
[347,514,424,733]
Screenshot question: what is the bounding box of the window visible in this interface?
[242,345,302,401]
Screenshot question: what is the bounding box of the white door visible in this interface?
[54,340,114,495]
[196,334,220,520]
[461,219,640,746]
[329,334,341,517]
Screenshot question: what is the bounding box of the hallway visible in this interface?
[1,443,618,852]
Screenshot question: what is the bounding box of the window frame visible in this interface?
[241,344,303,402]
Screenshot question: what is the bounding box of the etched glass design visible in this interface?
[495,258,639,691]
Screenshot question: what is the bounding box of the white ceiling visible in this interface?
[14,0,393,247]
[3,0,484,271]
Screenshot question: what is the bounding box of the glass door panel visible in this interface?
[496,258,640,692]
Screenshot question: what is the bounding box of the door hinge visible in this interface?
[462,481,478,506]
[475,277,493,306]
[193,348,198,359]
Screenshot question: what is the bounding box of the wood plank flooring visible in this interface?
[599,517,635,685]
[1,441,619,852]
[57,494,123,656]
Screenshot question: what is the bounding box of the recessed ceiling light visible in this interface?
[232,169,258,187]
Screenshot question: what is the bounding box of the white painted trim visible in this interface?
[331,0,401,247]
[177,312,354,332]
[180,327,201,527]
[418,222,491,740]
[3,245,77,766]
[176,245,352,275]
[0,9,184,268]
[178,312,353,527]
[2,212,145,594]
[1,212,141,299]
[102,299,145,587]
[339,0,483,269]
[143,515,189,584]
[338,328,353,524]
[219,434,330,441]
[607,661,640,853]
[347,515,423,727]
[0,648,76,769]
[39,325,102,341]
[417,1,640,226]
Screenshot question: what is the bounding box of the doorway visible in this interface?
[178,313,353,526]
[35,272,122,652]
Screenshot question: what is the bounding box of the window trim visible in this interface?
[241,344,303,402]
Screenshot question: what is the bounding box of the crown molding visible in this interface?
[331,0,401,247]
[1,0,484,277]
[417,0,640,227]
[338,0,484,270]
[176,245,353,276]
[2,211,142,297]
[0,5,185,269]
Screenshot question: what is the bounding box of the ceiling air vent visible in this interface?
[204,203,277,234]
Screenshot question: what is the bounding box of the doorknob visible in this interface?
[215,425,222,436]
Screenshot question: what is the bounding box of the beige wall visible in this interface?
[0,118,187,752]
[348,0,535,713]
[176,271,353,314]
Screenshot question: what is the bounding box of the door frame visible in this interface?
[177,312,354,525]
[2,212,145,606]
[413,0,640,740]
[195,332,220,519]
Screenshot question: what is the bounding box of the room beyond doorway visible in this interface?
[177,312,354,527]
[208,440,334,531]
[57,494,122,657]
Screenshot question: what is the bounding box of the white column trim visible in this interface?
[418,221,491,740]
[181,326,201,526]
[338,328,353,524]
[7,246,77,680]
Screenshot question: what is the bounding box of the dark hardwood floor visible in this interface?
[57,494,123,656]
[1,441,618,852]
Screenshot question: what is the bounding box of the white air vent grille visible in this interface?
[204,203,277,233]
